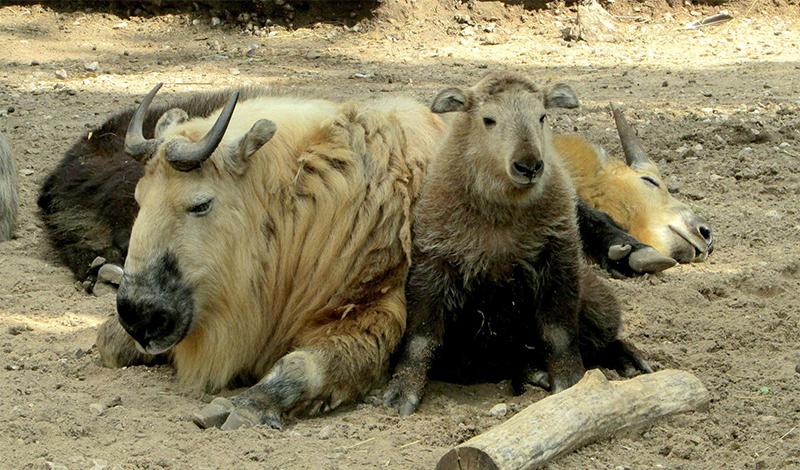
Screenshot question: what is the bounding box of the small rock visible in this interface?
[305,50,322,60]
[92,282,116,297]
[5,364,20,371]
[89,403,106,416]
[318,424,334,439]
[211,17,222,27]
[30,59,40,66]
[98,264,123,285]
[480,33,507,45]
[229,68,240,76]
[104,396,123,408]
[488,403,508,418]
[352,72,372,79]
[84,61,99,72]
[8,325,31,335]
[779,142,790,149]
[112,21,128,30]
[90,256,107,271]
[55,69,68,80]
[75,348,87,359]
[461,26,476,37]
[21,168,34,176]
[192,19,201,26]
[662,81,668,87]
[246,45,259,58]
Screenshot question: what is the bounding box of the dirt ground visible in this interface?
[1,1,800,469]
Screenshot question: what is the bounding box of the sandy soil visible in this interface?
[1,1,800,469]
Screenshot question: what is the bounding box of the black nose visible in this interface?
[512,160,544,179]
[116,295,172,347]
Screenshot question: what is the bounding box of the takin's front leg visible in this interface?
[193,287,407,430]
[532,240,586,393]
[382,258,454,416]
[96,317,163,368]
[576,199,676,277]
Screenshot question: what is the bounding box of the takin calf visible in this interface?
[556,105,713,266]
[0,131,18,241]
[384,73,651,416]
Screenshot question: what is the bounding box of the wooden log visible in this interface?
[436,369,710,470]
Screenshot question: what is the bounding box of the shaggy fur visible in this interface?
[555,132,713,263]
[0,132,18,241]
[384,73,651,415]
[96,87,443,428]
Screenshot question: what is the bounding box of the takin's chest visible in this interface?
[431,264,548,383]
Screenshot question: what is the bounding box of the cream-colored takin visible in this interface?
[98,84,440,430]
[555,106,714,264]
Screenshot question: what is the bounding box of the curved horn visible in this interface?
[610,104,651,168]
[166,91,239,172]
[125,83,164,161]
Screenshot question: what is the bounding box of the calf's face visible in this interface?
[431,77,559,204]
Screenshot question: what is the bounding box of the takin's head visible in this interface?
[593,106,713,263]
[430,72,568,205]
[115,84,277,355]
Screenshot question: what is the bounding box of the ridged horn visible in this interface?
[124,83,164,161]
[165,91,239,172]
[610,104,651,168]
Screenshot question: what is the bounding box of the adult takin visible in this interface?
[0,131,18,242]
[96,84,441,429]
[384,72,651,416]
[556,106,714,265]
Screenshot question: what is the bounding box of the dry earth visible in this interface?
[1,1,800,469]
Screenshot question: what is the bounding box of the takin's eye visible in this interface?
[188,198,214,216]
[539,113,547,124]
[641,176,660,188]
[483,116,496,127]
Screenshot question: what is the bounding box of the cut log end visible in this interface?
[437,447,499,470]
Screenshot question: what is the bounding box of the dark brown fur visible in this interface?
[384,73,651,415]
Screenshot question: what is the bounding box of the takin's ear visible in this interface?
[544,83,580,109]
[154,108,189,139]
[226,119,277,175]
[431,87,471,114]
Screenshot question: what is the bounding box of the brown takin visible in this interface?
[384,72,651,416]
[0,131,18,241]
[556,106,714,266]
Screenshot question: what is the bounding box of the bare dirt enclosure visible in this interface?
[0,0,799,468]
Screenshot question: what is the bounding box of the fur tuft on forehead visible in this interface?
[473,72,541,100]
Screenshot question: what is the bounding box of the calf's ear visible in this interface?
[544,83,580,109]
[431,87,470,113]
[227,119,277,175]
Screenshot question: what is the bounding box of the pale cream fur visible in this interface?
[125,94,445,393]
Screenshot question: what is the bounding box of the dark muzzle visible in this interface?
[115,252,195,354]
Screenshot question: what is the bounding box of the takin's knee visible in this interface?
[96,317,160,368]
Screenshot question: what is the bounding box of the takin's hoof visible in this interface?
[382,379,421,417]
[193,396,284,430]
[629,247,677,273]
[608,244,632,261]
